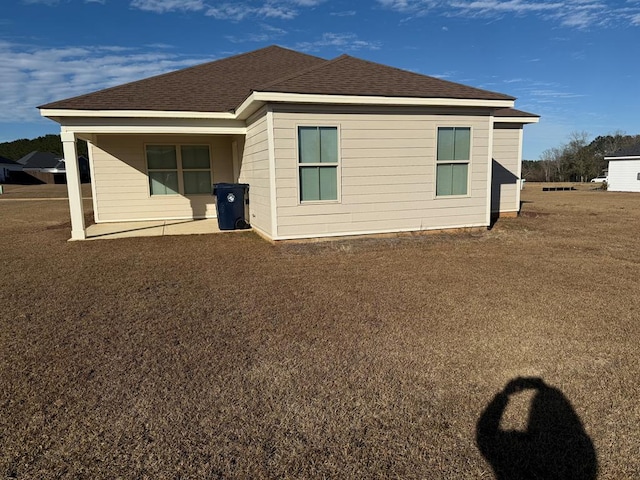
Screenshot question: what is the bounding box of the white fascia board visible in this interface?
[40,109,235,119]
[495,116,540,124]
[604,156,640,161]
[58,117,246,135]
[60,125,247,135]
[236,92,514,118]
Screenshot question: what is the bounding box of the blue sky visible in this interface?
[1,0,639,159]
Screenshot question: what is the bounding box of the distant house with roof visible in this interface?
[17,151,89,184]
[605,144,640,192]
[39,45,538,241]
[0,156,23,183]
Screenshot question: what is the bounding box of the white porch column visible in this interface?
[61,131,86,240]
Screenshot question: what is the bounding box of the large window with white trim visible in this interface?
[298,126,339,202]
[146,144,212,196]
[436,127,470,196]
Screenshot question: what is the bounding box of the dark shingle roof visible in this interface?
[18,151,62,169]
[40,46,326,112]
[258,54,513,101]
[40,46,518,114]
[609,143,640,158]
[494,108,539,118]
[0,155,19,165]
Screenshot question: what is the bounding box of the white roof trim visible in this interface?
[235,91,514,119]
[605,155,640,161]
[60,125,247,135]
[40,109,236,119]
[42,93,519,126]
[494,116,539,124]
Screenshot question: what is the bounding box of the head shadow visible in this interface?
[476,377,597,479]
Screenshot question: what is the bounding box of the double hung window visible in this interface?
[436,127,470,196]
[298,126,339,202]
[146,145,212,196]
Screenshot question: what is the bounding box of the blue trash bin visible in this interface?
[212,183,250,230]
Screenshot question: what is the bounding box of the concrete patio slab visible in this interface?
[85,218,226,240]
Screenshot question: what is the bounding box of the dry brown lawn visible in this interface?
[1,183,639,479]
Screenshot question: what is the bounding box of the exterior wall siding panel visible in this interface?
[608,159,640,192]
[238,111,272,236]
[271,108,492,239]
[491,124,522,213]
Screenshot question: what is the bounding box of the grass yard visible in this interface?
[1,183,639,479]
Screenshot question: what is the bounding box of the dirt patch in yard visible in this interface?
[1,184,639,479]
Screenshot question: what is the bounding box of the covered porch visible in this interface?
[54,114,247,240]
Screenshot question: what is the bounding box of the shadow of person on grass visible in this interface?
[476,377,597,480]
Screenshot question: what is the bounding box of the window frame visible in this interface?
[296,125,341,204]
[435,126,472,198]
[145,143,213,197]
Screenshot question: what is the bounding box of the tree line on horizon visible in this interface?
[523,132,640,182]
[0,134,88,162]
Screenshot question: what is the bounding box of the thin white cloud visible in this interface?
[449,0,564,14]
[0,41,209,124]
[226,23,287,43]
[528,89,586,99]
[130,0,206,13]
[330,10,357,16]
[377,0,640,28]
[377,0,438,14]
[130,0,323,19]
[295,33,382,51]
[21,0,60,4]
[205,3,299,20]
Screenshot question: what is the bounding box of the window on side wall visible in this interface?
[298,126,339,202]
[146,144,212,196]
[436,127,470,196]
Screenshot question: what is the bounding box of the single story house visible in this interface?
[0,156,23,183]
[39,45,538,241]
[605,144,640,192]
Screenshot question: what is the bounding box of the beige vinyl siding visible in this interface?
[271,107,492,239]
[491,124,522,213]
[90,134,233,222]
[238,110,272,236]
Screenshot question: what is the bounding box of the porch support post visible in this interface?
[61,131,86,240]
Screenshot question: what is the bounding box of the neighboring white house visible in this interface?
[39,45,539,241]
[605,144,640,193]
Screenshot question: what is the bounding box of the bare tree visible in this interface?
[565,131,591,182]
[539,147,563,182]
